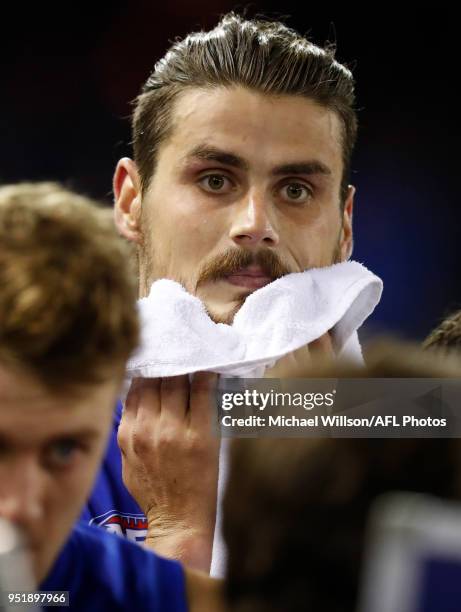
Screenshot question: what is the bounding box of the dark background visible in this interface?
[1,2,459,341]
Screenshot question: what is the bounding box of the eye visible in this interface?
[198,174,233,194]
[43,439,81,470]
[280,182,312,204]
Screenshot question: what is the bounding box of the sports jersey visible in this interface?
[81,402,148,543]
[40,522,187,611]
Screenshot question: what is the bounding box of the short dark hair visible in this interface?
[0,183,139,392]
[132,13,357,205]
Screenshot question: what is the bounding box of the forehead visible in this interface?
[0,365,116,442]
[164,86,343,175]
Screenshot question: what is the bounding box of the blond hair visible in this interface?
[0,182,139,391]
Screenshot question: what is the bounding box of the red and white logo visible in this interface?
[90,511,148,543]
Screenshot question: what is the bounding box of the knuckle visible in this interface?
[131,429,152,455]
[185,430,206,455]
[157,428,180,450]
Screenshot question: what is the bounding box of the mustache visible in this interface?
[196,248,292,286]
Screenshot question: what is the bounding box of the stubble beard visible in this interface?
[138,230,344,323]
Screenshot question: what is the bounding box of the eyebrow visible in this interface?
[184,145,249,171]
[48,429,100,442]
[183,145,332,177]
[271,161,332,177]
[0,428,100,449]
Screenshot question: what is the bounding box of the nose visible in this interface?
[229,191,279,248]
[0,458,45,530]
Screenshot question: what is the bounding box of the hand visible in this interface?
[117,373,220,572]
[264,332,335,378]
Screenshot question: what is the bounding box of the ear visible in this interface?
[338,185,355,261]
[113,158,143,244]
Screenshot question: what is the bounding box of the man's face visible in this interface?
[0,365,119,584]
[115,86,354,323]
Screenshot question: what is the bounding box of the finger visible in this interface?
[188,371,218,431]
[265,345,312,378]
[123,377,143,416]
[118,377,143,457]
[119,378,161,457]
[159,375,190,425]
[133,377,162,434]
[309,332,335,361]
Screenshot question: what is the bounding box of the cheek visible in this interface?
[152,189,229,259]
[314,208,342,243]
[46,442,108,512]
[283,208,342,266]
[41,463,103,555]
[36,466,96,584]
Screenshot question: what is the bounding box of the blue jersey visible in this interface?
[40,522,187,612]
[81,402,148,543]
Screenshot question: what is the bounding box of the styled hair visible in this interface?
[223,342,461,612]
[0,182,139,392]
[423,309,461,352]
[132,12,357,205]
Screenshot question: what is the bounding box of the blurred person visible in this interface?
[0,183,221,611]
[85,11,373,573]
[222,342,461,612]
[423,309,461,352]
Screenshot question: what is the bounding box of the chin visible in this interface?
[206,299,246,325]
[208,311,234,325]
[197,281,250,324]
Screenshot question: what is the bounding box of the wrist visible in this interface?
[145,525,214,573]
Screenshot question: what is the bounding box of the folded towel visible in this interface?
[125,260,383,385]
[122,260,383,577]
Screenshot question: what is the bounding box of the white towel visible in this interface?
[123,260,383,577]
[126,260,382,384]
